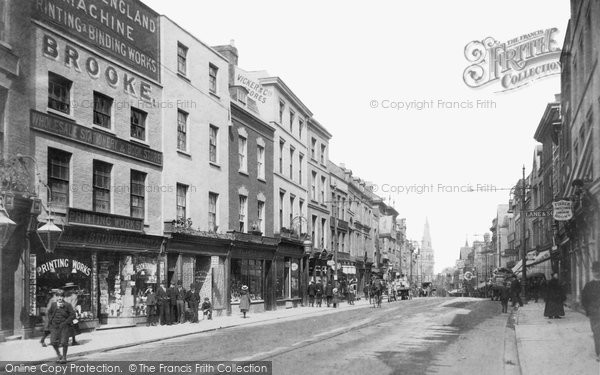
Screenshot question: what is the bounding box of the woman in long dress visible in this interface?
[544,272,565,319]
[239,285,251,318]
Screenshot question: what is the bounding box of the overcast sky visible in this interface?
[143,0,570,272]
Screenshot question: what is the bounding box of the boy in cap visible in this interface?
[201,297,213,320]
[185,284,200,323]
[47,290,75,363]
[40,289,60,347]
[582,261,600,362]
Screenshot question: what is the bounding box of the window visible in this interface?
[93,92,112,128]
[275,257,299,299]
[209,125,218,163]
[239,195,247,232]
[177,43,188,75]
[130,170,146,219]
[299,119,303,140]
[311,138,316,159]
[238,136,247,172]
[93,160,112,213]
[209,64,218,94]
[230,259,263,302]
[320,144,326,164]
[176,183,187,220]
[48,148,71,209]
[279,191,285,230]
[289,195,295,227]
[289,110,295,133]
[299,200,305,231]
[48,72,71,114]
[177,109,188,151]
[279,139,284,174]
[289,147,294,180]
[236,87,247,105]
[311,215,317,248]
[130,108,146,141]
[298,154,304,184]
[321,176,326,203]
[257,200,265,233]
[311,171,317,200]
[279,101,285,124]
[208,192,218,231]
[257,145,265,179]
[341,198,346,220]
[321,218,326,248]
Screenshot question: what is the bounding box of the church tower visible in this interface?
[421,218,435,282]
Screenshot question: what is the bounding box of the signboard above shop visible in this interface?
[33,0,160,81]
[553,200,573,221]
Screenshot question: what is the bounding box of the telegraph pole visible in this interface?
[521,165,528,303]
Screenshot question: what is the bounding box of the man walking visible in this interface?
[325,280,334,307]
[582,261,600,362]
[46,290,75,363]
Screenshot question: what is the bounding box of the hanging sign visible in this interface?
[553,200,573,221]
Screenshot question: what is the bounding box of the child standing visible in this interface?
[239,285,251,318]
[201,297,212,320]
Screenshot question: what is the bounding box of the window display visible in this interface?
[98,253,157,318]
[275,256,300,299]
[230,259,263,302]
[35,253,93,321]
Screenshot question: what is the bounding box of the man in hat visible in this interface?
[307,280,316,307]
[156,282,170,325]
[63,283,79,345]
[47,290,75,363]
[175,280,187,324]
[185,284,200,323]
[167,282,177,324]
[40,289,60,347]
[582,261,600,362]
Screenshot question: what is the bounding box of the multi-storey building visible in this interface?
[374,199,398,279]
[490,204,514,268]
[327,161,349,282]
[557,0,600,303]
[1,0,170,338]
[158,17,232,314]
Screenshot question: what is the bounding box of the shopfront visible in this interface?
[30,224,165,329]
[275,238,305,308]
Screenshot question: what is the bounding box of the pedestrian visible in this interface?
[348,282,356,305]
[582,261,600,362]
[239,285,251,318]
[544,272,566,319]
[63,283,79,345]
[46,290,76,364]
[315,280,323,307]
[145,286,157,326]
[499,281,510,313]
[156,282,170,325]
[332,287,339,308]
[325,280,334,307]
[509,277,523,308]
[307,280,316,307]
[201,297,213,320]
[40,289,59,347]
[363,283,370,302]
[175,280,186,323]
[167,282,177,324]
[185,284,200,323]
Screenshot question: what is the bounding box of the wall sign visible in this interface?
[68,208,144,232]
[36,258,92,277]
[34,0,160,81]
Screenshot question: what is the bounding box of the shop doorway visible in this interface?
[264,260,275,310]
[167,253,178,286]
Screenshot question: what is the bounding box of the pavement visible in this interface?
[0,299,373,363]
[1,298,598,375]
[514,301,600,375]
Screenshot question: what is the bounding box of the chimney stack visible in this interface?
[212,40,239,66]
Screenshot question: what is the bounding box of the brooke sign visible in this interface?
[553,200,573,221]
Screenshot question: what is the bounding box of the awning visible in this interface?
[512,250,551,274]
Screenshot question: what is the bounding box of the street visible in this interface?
[77,298,511,375]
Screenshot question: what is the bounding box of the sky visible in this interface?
[142,0,571,272]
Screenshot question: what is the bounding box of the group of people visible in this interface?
[306,279,347,308]
[151,280,213,325]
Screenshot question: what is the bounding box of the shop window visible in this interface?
[130,170,146,219]
[98,254,158,318]
[93,160,112,213]
[275,257,299,299]
[230,259,263,302]
[48,148,70,209]
[48,72,71,114]
[35,252,93,322]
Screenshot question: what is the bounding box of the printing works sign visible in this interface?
[463,28,561,92]
[34,0,160,81]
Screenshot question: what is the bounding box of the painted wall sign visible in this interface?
[60,226,164,251]
[68,208,144,231]
[30,110,163,166]
[34,0,160,81]
[235,67,273,104]
[42,34,155,102]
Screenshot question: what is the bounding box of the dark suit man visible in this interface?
[315,281,324,307]
[167,282,178,324]
[325,281,334,307]
[307,281,316,307]
[156,282,170,325]
[185,284,200,323]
